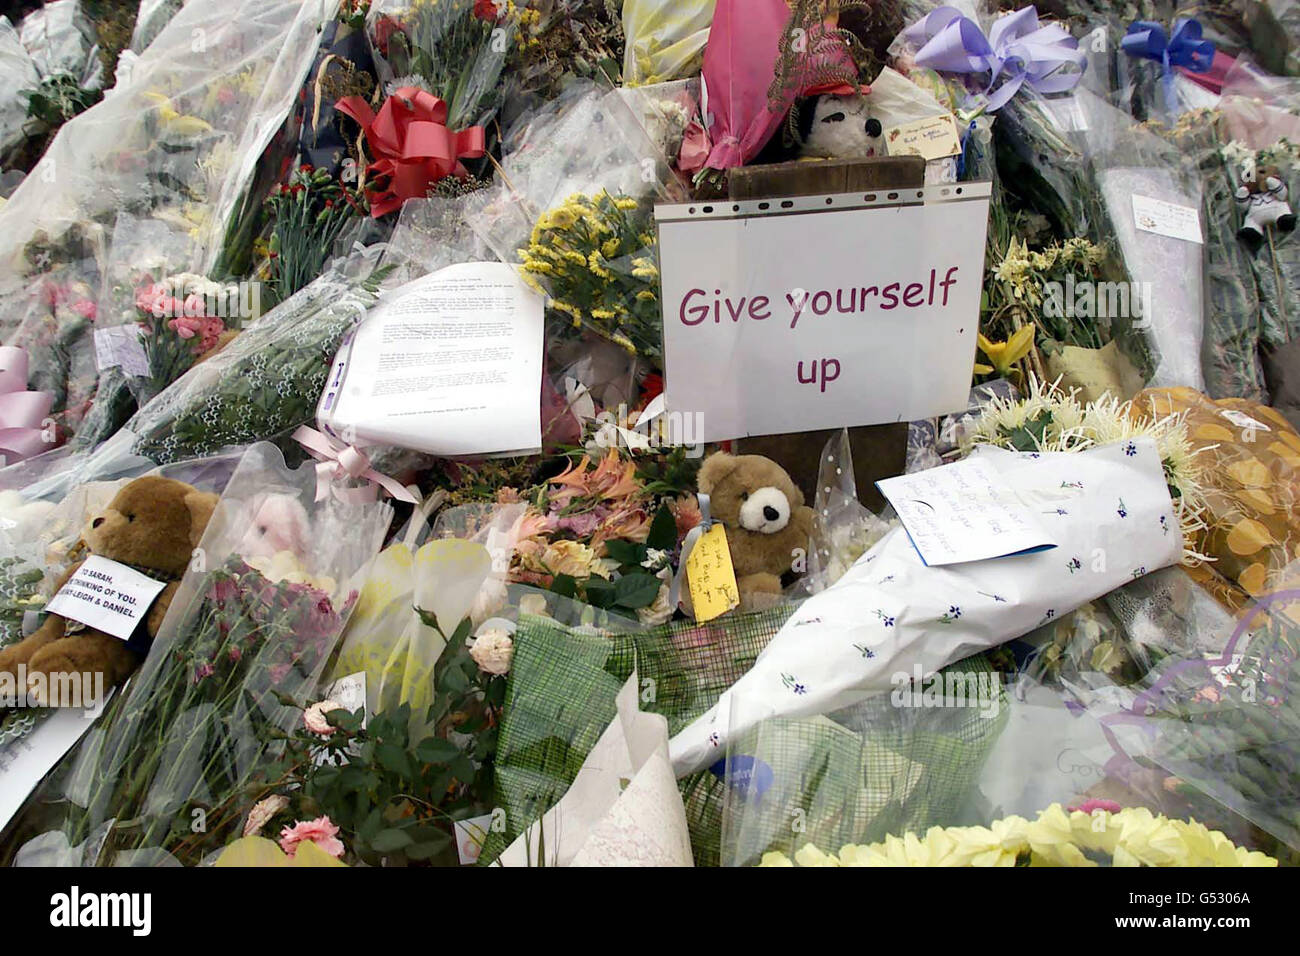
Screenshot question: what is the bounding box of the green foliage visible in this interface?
[21,74,102,130]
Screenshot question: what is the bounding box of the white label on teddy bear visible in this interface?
[45,555,168,641]
[1132,195,1203,244]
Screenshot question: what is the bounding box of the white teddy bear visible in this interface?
[800,94,885,159]
[1235,158,1297,254]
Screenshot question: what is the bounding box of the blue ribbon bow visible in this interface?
[1121,18,1216,112]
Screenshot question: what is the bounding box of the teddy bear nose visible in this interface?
[763,505,780,522]
[92,517,105,529]
[865,118,882,137]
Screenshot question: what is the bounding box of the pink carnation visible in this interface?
[279,816,345,858]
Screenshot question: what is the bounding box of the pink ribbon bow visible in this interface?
[0,347,55,466]
[293,426,418,505]
[335,87,486,218]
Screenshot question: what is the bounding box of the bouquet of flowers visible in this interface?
[4,443,391,867]
[756,803,1277,866]
[519,190,663,360]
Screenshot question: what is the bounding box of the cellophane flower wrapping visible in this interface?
[91,246,388,470]
[0,17,40,165]
[0,0,335,444]
[1074,88,1207,390]
[719,654,1007,867]
[369,0,515,131]
[6,442,391,867]
[670,438,1185,777]
[621,0,716,87]
[476,592,797,867]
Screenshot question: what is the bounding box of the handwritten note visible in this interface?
[877,457,1056,566]
[1132,194,1203,244]
[45,555,168,641]
[686,525,740,622]
[884,114,962,161]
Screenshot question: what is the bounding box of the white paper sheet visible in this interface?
[318,262,545,457]
[877,457,1056,566]
[0,693,113,832]
[495,673,694,867]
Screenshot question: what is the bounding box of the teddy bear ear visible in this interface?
[698,451,739,492]
[184,490,220,548]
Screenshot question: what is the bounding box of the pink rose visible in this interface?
[303,699,342,735]
[73,298,97,320]
[279,816,345,858]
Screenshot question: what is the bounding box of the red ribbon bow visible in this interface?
[335,87,486,218]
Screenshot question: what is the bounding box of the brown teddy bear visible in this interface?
[0,476,219,706]
[684,452,815,615]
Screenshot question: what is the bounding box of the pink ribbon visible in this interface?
[0,347,55,466]
[293,426,418,505]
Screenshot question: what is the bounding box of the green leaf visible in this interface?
[646,504,678,552]
[415,738,460,765]
[369,828,414,853]
[614,572,662,609]
[603,539,644,568]
[376,743,413,778]
[585,577,617,609]
[550,574,577,599]
[405,833,453,861]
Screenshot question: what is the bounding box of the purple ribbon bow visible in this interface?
[900,6,1086,112]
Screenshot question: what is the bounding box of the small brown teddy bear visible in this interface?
[685,452,815,615]
[0,476,219,706]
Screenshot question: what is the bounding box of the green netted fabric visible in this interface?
[719,655,1009,866]
[481,608,793,867]
[482,609,1008,867]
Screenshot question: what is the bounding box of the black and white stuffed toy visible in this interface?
[798,93,885,159]
[1235,158,1296,254]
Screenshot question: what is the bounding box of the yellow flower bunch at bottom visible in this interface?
[757,803,1278,867]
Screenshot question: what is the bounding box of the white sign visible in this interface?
[656,187,991,442]
[45,555,168,641]
[877,456,1056,566]
[318,263,545,457]
[1132,194,1203,244]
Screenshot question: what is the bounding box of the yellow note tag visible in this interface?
[686,524,740,622]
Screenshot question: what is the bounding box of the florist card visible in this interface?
[317,262,545,457]
[877,457,1056,566]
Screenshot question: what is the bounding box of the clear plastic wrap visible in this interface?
[465,78,684,267]
[130,0,189,53]
[0,0,334,441]
[719,654,1006,867]
[0,16,40,165]
[477,598,796,867]
[5,442,391,867]
[622,0,715,87]
[16,0,92,79]
[1073,88,1207,390]
[369,0,515,131]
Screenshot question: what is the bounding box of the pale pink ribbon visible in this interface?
[0,346,55,465]
[293,426,418,504]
